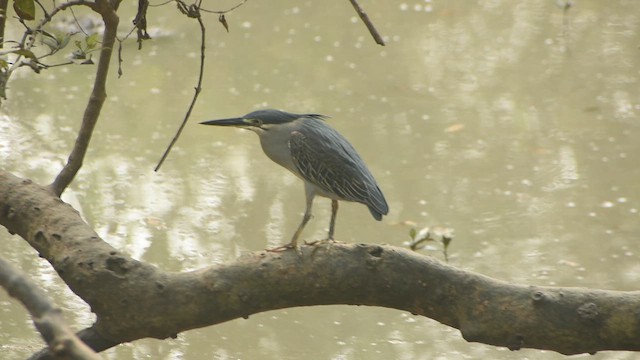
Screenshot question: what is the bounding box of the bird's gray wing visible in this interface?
[288,121,388,219]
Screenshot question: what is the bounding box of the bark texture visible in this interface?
[2,170,640,357]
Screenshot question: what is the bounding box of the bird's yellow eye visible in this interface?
[246,118,262,126]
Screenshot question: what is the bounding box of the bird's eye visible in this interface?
[248,118,262,126]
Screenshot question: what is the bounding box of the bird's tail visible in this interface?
[367,191,389,221]
[368,206,384,221]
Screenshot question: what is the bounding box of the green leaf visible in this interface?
[13,49,36,59]
[408,228,416,240]
[40,35,60,52]
[13,0,36,21]
[85,33,99,50]
[38,31,71,54]
[0,59,8,70]
[58,33,71,49]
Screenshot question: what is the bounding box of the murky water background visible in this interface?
[1,0,639,358]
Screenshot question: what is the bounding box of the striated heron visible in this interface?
[200,109,388,249]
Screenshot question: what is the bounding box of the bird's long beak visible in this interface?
[200,117,246,127]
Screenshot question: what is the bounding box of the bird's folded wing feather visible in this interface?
[288,125,387,216]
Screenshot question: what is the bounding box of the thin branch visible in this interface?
[6,0,97,84]
[69,6,91,37]
[39,0,97,30]
[133,0,151,48]
[348,0,385,46]
[2,0,102,106]
[200,0,247,14]
[0,256,102,359]
[117,37,124,77]
[148,0,173,7]
[49,0,121,196]
[154,1,206,172]
[114,24,138,77]
[146,0,248,13]
[0,0,9,47]
[34,0,50,19]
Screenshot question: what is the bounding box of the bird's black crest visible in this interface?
[244,109,329,124]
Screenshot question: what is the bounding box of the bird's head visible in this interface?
[200,109,328,132]
[200,109,303,132]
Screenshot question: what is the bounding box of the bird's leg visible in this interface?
[290,208,312,248]
[267,211,311,252]
[268,189,314,252]
[327,199,338,240]
[306,199,340,248]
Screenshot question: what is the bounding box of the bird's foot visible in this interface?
[266,241,301,254]
[306,238,341,256]
[266,243,295,252]
[304,237,339,246]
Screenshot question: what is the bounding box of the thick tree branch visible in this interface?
[1,170,640,357]
[49,0,121,197]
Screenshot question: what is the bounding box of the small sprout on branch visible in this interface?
[408,225,454,262]
[442,233,453,259]
[409,226,433,250]
[72,33,100,62]
[71,49,86,60]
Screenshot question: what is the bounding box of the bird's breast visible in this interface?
[258,129,298,173]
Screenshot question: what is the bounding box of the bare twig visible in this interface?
[117,38,124,77]
[133,0,151,49]
[0,256,102,359]
[154,0,206,172]
[149,0,173,7]
[34,0,50,19]
[69,6,91,37]
[0,0,9,47]
[347,0,385,46]
[49,0,122,196]
[148,0,247,13]
[38,0,97,31]
[114,25,138,77]
[200,0,247,14]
